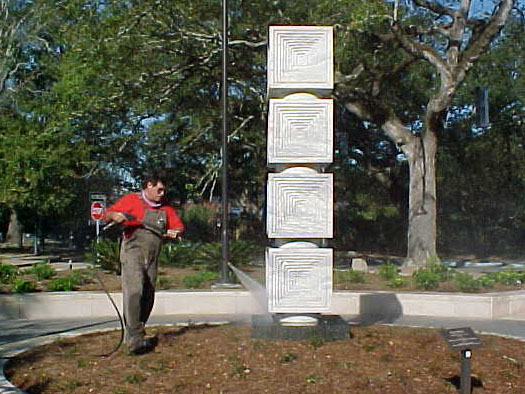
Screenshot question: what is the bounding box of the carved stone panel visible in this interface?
[266,243,333,313]
[267,167,333,238]
[268,25,333,97]
[268,93,333,164]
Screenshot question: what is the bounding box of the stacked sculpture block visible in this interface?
[266,26,334,314]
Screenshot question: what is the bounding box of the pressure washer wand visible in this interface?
[102,212,136,232]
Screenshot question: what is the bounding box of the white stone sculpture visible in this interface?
[266,242,333,313]
[268,93,333,164]
[267,167,333,238]
[268,25,333,98]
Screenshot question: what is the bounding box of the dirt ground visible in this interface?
[5,324,525,394]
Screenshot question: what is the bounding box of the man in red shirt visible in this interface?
[106,172,184,355]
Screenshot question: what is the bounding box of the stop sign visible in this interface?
[90,201,105,221]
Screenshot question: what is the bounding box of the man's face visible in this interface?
[144,181,166,202]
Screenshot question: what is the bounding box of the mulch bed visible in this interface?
[5,324,525,394]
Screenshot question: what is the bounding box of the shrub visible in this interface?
[47,277,77,292]
[182,270,218,289]
[386,277,408,288]
[0,262,18,284]
[91,239,121,274]
[158,241,203,268]
[478,274,496,289]
[180,203,218,242]
[452,272,481,293]
[488,271,525,286]
[30,262,56,281]
[336,269,366,284]
[378,262,399,281]
[426,257,453,281]
[413,269,440,290]
[11,279,36,293]
[192,241,260,269]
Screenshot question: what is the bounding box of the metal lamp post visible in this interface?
[219,0,231,284]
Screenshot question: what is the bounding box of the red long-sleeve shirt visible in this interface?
[106,193,184,239]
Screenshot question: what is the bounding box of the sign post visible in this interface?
[441,327,482,394]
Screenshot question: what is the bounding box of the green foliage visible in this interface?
[158,241,202,268]
[309,336,325,350]
[91,239,121,275]
[182,270,218,289]
[378,263,399,281]
[0,262,18,284]
[47,276,76,292]
[30,262,56,281]
[179,203,218,242]
[192,241,260,269]
[336,269,366,284]
[279,350,297,363]
[386,277,408,288]
[413,269,441,291]
[452,272,481,293]
[11,279,36,293]
[483,271,525,286]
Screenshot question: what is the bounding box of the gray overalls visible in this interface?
[120,204,166,350]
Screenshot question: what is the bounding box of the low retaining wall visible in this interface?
[1,290,525,321]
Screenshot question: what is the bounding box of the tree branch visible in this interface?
[458,0,516,79]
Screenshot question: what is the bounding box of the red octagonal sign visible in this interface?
[90,201,105,221]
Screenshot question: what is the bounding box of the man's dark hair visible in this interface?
[141,171,168,189]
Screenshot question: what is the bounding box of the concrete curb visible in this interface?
[1,290,525,320]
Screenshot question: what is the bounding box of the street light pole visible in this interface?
[220,0,231,284]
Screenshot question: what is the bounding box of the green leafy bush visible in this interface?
[180,203,218,242]
[158,241,203,268]
[47,277,77,291]
[0,262,18,284]
[378,262,399,281]
[477,274,496,289]
[486,271,525,286]
[192,241,260,269]
[386,277,407,288]
[452,272,481,293]
[91,239,121,274]
[11,279,36,293]
[182,270,218,289]
[413,269,441,290]
[336,269,366,284]
[426,258,453,281]
[30,262,56,281]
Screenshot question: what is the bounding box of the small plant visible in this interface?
[91,239,121,274]
[11,278,36,293]
[123,372,146,384]
[0,262,18,284]
[478,274,496,289]
[156,275,173,289]
[47,277,76,292]
[452,272,481,293]
[182,270,218,289]
[309,336,324,350]
[338,269,366,284]
[378,262,399,281]
[386,277,407,288]
[280,350,297,363]
[30,262,56,281]
[306,373,317,384]
[413,269,440,290]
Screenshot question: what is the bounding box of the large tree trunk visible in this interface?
[6,210,23,249]
[406,130,438,267]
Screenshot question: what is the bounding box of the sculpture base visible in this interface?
[251,314,349,341]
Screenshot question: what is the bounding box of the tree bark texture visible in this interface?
[6,210,23,248]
